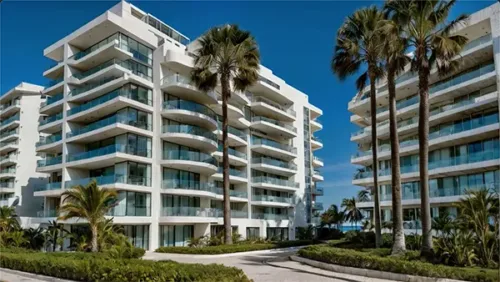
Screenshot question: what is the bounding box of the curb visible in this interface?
[289,256,468,282]
[146,246,305,259]
[0,268,76,282]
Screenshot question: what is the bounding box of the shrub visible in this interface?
[0,251,251,282]
[296,226,315,240]
[317,228,343,240]
[405,233,422,251]
[156,240,316,254]
[298,245,497,282]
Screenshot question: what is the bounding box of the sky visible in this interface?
[0,0,495,210]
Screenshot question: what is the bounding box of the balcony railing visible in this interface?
[312,202,324,210]
[34,182,62,192]
[0,168,16,175]
[313,156,323,163]
[0,155,17,163]
[65,175,151,188]
[36,134,62,147]
[313,186,324,196]
[67,144,151,162]
[46,77,64,87]
[430,62,495,94]
[1,114,19,127]
[217,167,247,178]
[252,157,297,170]
[251,213,289,220]
[66,114,152,138]
[163,150,217,166]
[163,99,216,121]
[0,100,20,110]
[217,144,247,159]
[253,194,292,204]
[311,136,322,143]
[68,76,120,98]
[251,176,299,188]
[252,96,295,116]
[0,140,18,148]
[41,93,64,108]
[0,128,19,139]
[258,75,280,90]
[162,124,217,142]
[72,58,152,82]
[252,116,297,133]
[107,206,150,217]
[251,138,296,154]
[162,179,248,198]
[161,207,220,217]
[161,74,218,100]
[36,210,57,217]
[216,121,246,139]
[37,156,62,167]
[0,182,14,188]
[39,113,63,126]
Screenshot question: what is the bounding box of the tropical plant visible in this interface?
[7,231,28,247]
[191,25,260,244]
[357,189,371,202]
[432,211,456,237]
[188,236,206,248]
[97,218,124,250]
[341,197,364,227]
[382,220,393,232]
[435,229,477,267]
[332,6,385,247]
[0,206,20,232]
[362,219,374,231]
[23,227,46,250]
[297,225,315,240]
[58,180,117,252]
[384,0,469,257]
[321,204,344,229]
[45,220,70,252]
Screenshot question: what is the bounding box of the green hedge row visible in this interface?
[156,240,315,254]
[298,245,498,282]
[0,251,251,282]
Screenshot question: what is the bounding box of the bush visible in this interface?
[298,245,497,282]
[0,251,251,282]
[156,240,316,254]
[317,228,343,240]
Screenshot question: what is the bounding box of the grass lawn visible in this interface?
[156,240,317,254]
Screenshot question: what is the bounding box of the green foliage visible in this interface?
[317,228,343,240]
[156,240,316,255]
[299,245,497,282]
[435,230,477,267]
[5,231,28,248]
[341,197,364,225]
[0,251,251,282]
[320,204,344,228]
[0,206,20,232]
[296,225,315,240]
[405,233,422,251]
[23,227,45,250]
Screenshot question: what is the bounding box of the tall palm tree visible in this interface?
[332,6,385,247]
[341,197,364,227]
[380,13,411,256]
[385,0,468,257]
[0,206,20,232]
[321,204,344,228]
[357,189,371,202]
[58,180,117,252]
[191,25,260,244]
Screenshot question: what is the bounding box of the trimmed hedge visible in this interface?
[0,251,251,282]
[299,245,498,282]
[156,240,315,254]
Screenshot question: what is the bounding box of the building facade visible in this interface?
[0,82,47,223]
[33,1,324,250]
[349,2,500,232]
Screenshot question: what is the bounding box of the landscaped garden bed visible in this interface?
[156,240,316,254]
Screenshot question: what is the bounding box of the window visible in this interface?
[123,225,149,249]
[159,225,193,247]
[246,227,260,240]
[266,228,288,241]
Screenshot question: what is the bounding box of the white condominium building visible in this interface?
[33,1,324,250]
[349,2,500,231]
[0,83,47,220]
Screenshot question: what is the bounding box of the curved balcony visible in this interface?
[160,207,220,223]
[216,122,247,146]
[252,194,294,207]
[160,74,217,105]
[0,114,20,131]
[0,140,19,154]
[251,176,299,192]
[211,167,248,184]
[312,156,324,167]
[161,124,218,152]
[0,154,17,166]
[66,144,151,169]
[313,169,324,182]
[65,175,151,193]
[250,96,296,122]
[0,168,16,180]
[162,100,217,130]
[250,116,297,139]
[250,138,296,161]
[311,136,323,150]
[251,213,290,221]
[251,157,297,176]
[161,179,248,200]
[161,150,218,175]
[213,144,247,166]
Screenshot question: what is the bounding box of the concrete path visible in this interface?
[0,268,74,282]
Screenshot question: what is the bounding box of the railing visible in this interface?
[68,76,121,97]
[251,137,296,154]
[251,176,299,188]
[252,157,297,170]
[0,168,16,175]
[72,58,152,82]
[162,179,215,192]
[312,202,324,210]
[0,182,14,188]
[67,144,151,162]
[163,150,217,166]
[65,175,151,188]
[311,136,322,143]
[36,134,62,147]
[217,166,247,178]
[252,213,289,220]
[0,155,17,163]
[229,210,248,218]
[72,58,120,79]
[461,34,492,52]
[39,113,63,126]
[0,100,20,110]
[0,140,18,148]
[107,206,150,217]
[313,186,324,195]
[0,128,19,139]
[163,99,216,121]
[313,169,322,176]
[313,156,323,163]
[1,114,19,126]
[161,74,217,100]
[47,60,62,70]
[37,156,62,167]
[258,75,280,90]
[46,77,63,87]
[430,62,495,94]
[162,124,217,142]
[430,90,496,116]
[68,88,152,116]
[216,121,246,139]
[36,210,57,217]
[252,96,295,116]
[377,95,419,114]
[252,116,297,133]
[66,114,152,138]
[161,207,220,217]
[34,182,62,192]
[217,144,247,159]
[42,93,63,108]
[70,33,121,61]
[253,194,292,204]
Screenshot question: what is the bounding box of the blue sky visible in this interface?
[0,0,495,209]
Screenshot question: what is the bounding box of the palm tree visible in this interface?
[341,197,364,227]
[432,211,455,237]
[58,180,117,252]
[332,6,385,247]
[357,189,371,202]
[45,220,70,252]
[191,25,260,244]
[24,227,46,250]
[0,205,20,232]
[380,13,411,256]
[321,204,344,228]
[385,0,468,257]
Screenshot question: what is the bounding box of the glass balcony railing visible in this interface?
[252,116,297,133]
[37,156,62,167]
[1,114,19,127]
[229,211,248,218]
[161,207,221,217]
[163,99,217,121]
[313,156,323,163]
[41,93,63,108]
[377,95,419,114]
[217,144,247,159]
[39,113,63,126]
[34,182,62,192]
[252,213,289,220]
[313,187,324,196]
[217,166,247,178]
[252,157,297,171]
[0,140,18,148]
[68,87,152,116]
[72,59,120,80]
[68,76,121,98]
[67,144,151,162]
[163,150,217,166]
[461,34,492,52]
[216,121,246,139]
[0,168,16,175]
[222,189,248,198]
[66,114,151,138]
[107,206,150,217]
[0,155,17,163]
[162,179,215,192]
[72,58,152,82]
[36,210,57,218]
[312,202,324,210]
[258,75,280,90]
[313,169,322,176]
[46,77,63,87]
[0,100,20,110]
[162,124,217,142]
[251,96,296,116]
[311,136,322,143]
[65,175,151,189]
[251,138,296,154]
[36,134,62,147]
[379,184,492,203]
[161,74,218,100]
[251,176,299,188]
[0,128,19,139]
[253,194,292,204]
[0,182,14,188]
[430,63,495,94]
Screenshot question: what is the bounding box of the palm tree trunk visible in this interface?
[221,73,232,245]
[388,68,405,255]
[91,224,98,252]
[418,62,432,257]
[369,72,382,248]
